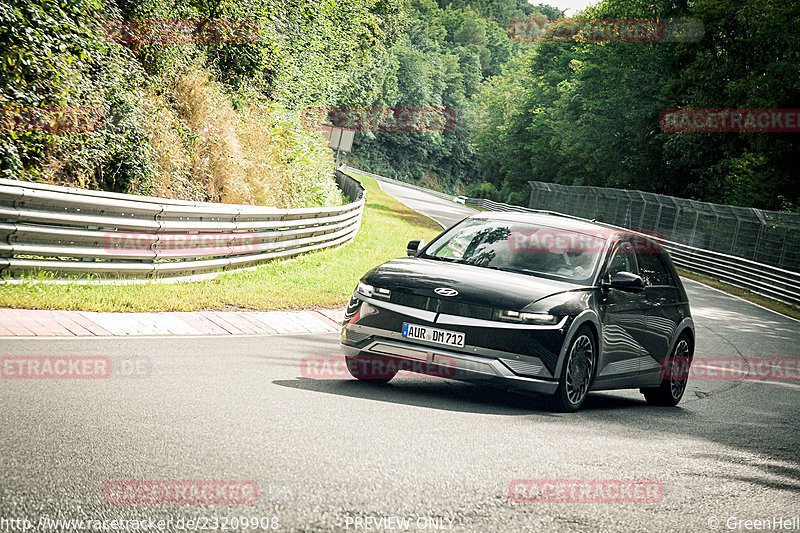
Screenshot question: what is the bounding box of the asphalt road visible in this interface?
[375,180,476,228]
[1,187,799,532]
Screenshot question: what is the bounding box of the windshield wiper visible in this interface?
[422,255,461,263]
[483,265,533,275]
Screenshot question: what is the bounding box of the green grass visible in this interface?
[677,268,800,321]
[0,173,442,312]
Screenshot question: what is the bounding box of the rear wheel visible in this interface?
[642,334,692,406]
[345,354,398,383]
[548,326,596,412]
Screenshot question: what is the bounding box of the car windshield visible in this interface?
[421,218,605,284]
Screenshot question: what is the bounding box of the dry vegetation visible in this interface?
[38,66,343,209]
[130,67,343,208]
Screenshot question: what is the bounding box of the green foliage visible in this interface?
[471,0,800,211]
[1,0,404,207]
[0,0,154,189]
[464,180,496,198]
[6,0,792,212]
[347,0,541,193]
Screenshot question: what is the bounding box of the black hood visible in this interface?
[364,258,586,311]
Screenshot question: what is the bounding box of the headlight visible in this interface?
[356,282,390,299]
[356,281,374,297]
[495,310,560,325]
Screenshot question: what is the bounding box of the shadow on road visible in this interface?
[273,376,658,416]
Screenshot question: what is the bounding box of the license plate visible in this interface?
[402,323,465,348]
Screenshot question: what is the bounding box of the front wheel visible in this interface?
[345,354,398,383]
[642,334,692,406]
[548,326,596,412]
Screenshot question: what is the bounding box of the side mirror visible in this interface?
[406,239,425,257]
[605,271,645,293]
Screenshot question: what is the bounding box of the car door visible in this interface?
[636,245,683,383]
[595,240,650,386]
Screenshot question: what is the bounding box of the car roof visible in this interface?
[469,210,615,235]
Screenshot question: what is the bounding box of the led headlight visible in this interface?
[356,281,374,297]
[496,310,559,325]
[356,282,391,299]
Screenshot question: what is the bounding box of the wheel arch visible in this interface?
[671,317,696,359]
[553,310,602,379]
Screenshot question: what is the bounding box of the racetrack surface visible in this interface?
[0,185,798,532]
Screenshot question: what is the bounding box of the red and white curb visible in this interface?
[0,308,344,337]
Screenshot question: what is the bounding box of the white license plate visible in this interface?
[402,323,465,348]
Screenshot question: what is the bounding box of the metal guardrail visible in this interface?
[465,198,530,212]
[0,169,365,282]
[528,180,800,272]
[659,239,800,307]
[466,198,800,308]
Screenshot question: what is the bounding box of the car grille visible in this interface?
[389,290,493,320]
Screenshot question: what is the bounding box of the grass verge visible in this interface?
[677,268,800,321]
[0,173,442,312]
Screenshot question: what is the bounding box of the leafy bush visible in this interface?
[470,0,800,211]
[1,0,401,207]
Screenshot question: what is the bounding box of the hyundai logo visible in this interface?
[434,287,458,297]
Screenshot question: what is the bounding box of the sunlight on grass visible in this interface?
[0,173,442,312]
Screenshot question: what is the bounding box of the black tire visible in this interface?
[548,326,597,412]
[642,333,692,407]
[345,354,398,383]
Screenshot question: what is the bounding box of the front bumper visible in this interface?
[342,309,564,396]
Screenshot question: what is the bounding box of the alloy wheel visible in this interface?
[565,334,594,405]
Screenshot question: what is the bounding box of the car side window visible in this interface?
[604,241,638,281]
[636,249,673,286]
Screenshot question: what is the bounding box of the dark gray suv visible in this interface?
[341,212,695,411]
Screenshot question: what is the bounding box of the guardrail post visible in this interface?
[636,192,646,231]
[707,208,719,250]
[529,182,543,209]
[611,197,621,225]
[653,203,663,232]
[671,205,681,242]
[752,209,766,261]
[730,216,741,255]
[689,209,700,247]
[778,226,789,268]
